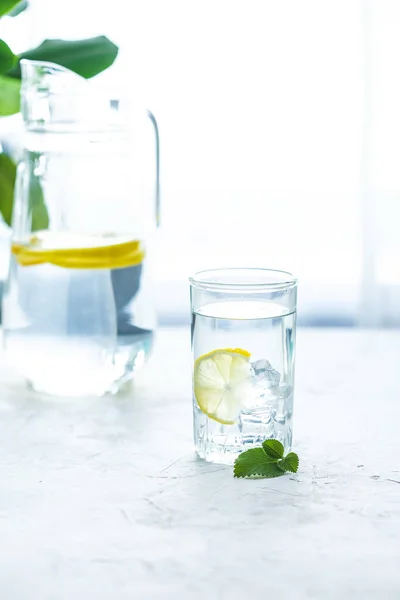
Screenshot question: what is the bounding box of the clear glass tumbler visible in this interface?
[190,268,297,464]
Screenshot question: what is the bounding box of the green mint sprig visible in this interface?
[233,439,299,479]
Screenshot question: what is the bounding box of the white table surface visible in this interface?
[0,327,400,600]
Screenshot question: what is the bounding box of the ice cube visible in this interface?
[240,358,280,412]
[250,358,281,388]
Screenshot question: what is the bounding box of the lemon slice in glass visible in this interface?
[194,348,252,424]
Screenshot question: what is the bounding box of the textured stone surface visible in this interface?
[0,327,400,599]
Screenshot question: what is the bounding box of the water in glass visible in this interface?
[192,299,296,464]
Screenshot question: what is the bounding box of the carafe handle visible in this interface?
[146,110,160,227]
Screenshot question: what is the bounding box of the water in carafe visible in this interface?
[2,60,160,396]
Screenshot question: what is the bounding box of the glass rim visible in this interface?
[189,267,297,292]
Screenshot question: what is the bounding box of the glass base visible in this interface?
[7,332,153,398]
[27,369,135,398]
[195,445,244,466]
[194,404,293,465]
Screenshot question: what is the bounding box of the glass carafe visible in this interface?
[2,60,160,397]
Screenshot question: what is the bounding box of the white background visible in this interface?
[2,0,400,326]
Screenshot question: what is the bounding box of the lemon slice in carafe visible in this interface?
[193,348,252,424]
[12,231,145,269]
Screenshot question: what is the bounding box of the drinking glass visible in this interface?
[190,268,297,464]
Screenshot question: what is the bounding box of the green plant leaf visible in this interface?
[234,448,284,479]
[0,0,20,17]
[7,0,28,16]
[0,74,20,114]
[233,439,300,479]
[8,36,118,79]
[262,439,285,460]
[30,174,48,231]
[0,39,17,74]
[278,452,299,474]
[0,153,48,230]
[0,153,16,226]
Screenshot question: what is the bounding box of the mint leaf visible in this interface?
[233,440,300,479]
[262,439,284,460]
[234,448,284,479]
[278,452,299,473]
